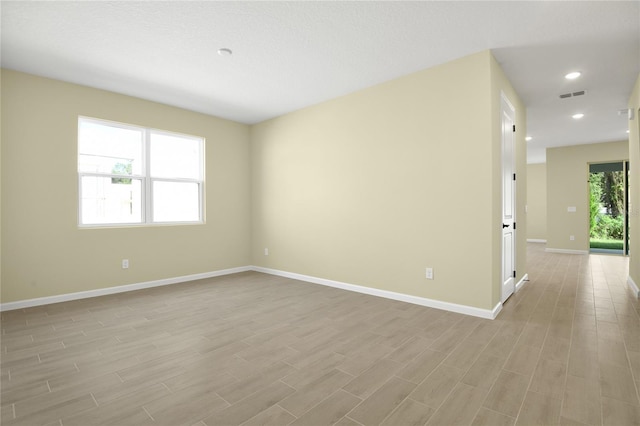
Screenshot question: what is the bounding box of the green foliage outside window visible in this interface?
[111,161,132,184]
[589,171,624,241]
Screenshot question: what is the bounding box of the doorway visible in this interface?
[589,161,629,255]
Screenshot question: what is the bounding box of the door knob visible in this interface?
[502,224,509,228]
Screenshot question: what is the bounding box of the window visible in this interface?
[78,117,204,226]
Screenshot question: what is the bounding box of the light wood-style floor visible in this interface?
[1,243,639,426]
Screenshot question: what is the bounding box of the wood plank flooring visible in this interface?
[1,243,639,425]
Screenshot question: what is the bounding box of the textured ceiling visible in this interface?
[2,1,639,163]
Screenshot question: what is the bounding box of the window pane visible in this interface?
[79,120,143,175]
[80,176,142,225]
[152,181,200,222]
[150,132,202,179]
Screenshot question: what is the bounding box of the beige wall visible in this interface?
[251,50,526,311]
[546,140,629,252]
[629,74,640,288]
[1,70,251,303]
[2,52,527,313]
[0,70,3,294]
[527,163,547,241]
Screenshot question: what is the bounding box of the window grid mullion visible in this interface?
[150,177,202,184]
[78,172,143,180]
[144,129,152,224]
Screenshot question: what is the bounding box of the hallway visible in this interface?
[497,242,639,424]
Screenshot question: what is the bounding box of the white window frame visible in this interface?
[78,116,205,228]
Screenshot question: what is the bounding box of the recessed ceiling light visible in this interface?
[217,48,233,56]
[572,113,584,119]
[525,136,532,141]
[565,71,581,80]
[627,130,630,134]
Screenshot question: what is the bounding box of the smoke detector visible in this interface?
[619,109,635,120]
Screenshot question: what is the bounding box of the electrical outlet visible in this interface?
[569,235,575,241]
[264,248,269,256]
[122,259,129,269]
[425,267,434,280]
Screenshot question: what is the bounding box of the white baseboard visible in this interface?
[527,239,546,243]
[491,301,503,319]
[516,273,529,292]
[545,248,589,255]
[628,276,640,298]
[252,266,502,320]
[0,266,252,312]
[1,265,504,320]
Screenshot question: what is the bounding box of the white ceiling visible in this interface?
[2,1,639,163]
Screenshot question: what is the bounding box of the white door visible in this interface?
[501,94,516,302]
